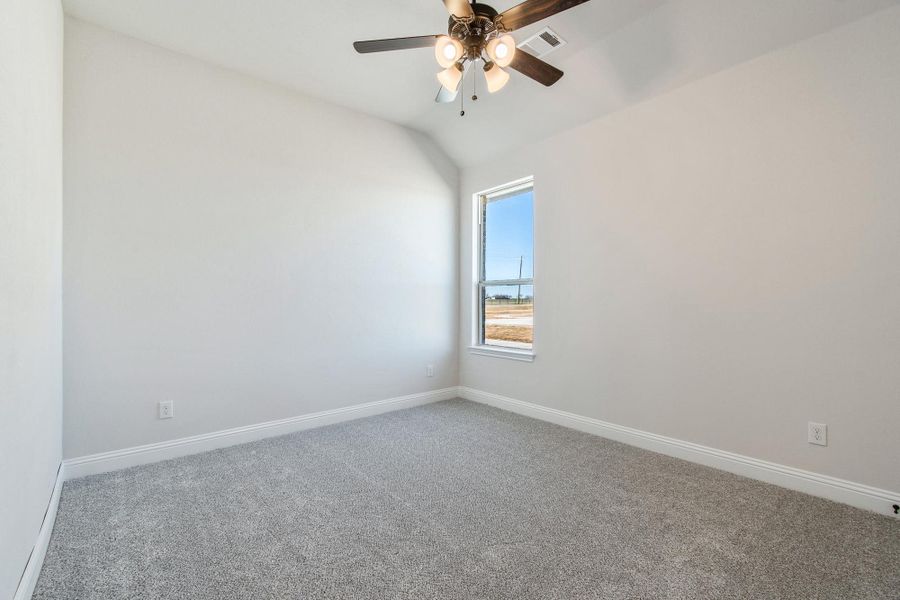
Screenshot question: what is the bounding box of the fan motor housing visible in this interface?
[449,3,501,59]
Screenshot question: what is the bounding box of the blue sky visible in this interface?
[484,190,533,283]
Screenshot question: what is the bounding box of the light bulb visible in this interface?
[437,63,463,92]
[483,62,510,93]
[486,34,516,68]
[434,36,463,69]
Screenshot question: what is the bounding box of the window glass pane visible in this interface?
[483,190,533,281]
[481,284,533,350]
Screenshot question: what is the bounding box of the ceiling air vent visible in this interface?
[517,27,566,58]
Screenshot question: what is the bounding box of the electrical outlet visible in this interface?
[426,364,435,378]
[808,422,827,446]
[158,400,174,420]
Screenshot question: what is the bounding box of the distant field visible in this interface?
[485,303,533,345]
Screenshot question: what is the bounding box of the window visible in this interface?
[472,177,534,360]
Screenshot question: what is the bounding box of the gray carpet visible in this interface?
[34,400,899,599]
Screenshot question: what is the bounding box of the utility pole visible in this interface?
[516,255,523,304]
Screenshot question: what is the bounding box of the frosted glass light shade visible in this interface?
[486,34,516,68]
[437,63,463,91]
[435,36,464,68]
[483,62,510,93]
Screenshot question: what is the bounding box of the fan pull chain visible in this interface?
[459,71,465,117]
[472,60,478,102]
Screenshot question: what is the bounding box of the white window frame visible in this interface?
[469,176,535,362]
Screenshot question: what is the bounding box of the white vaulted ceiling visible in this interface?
[63,0,900,166]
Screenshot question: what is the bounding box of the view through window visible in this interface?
[477,179,534,351]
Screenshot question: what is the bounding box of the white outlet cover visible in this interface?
[426,364,435,377]
[159,400,174,419]
[808,422,827,446]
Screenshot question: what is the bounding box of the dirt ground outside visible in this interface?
[484,302,533,345]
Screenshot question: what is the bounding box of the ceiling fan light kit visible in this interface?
[486,34,516,68]
[483,61,510,93]
[437,63,465,91]
[435,35,465,68]
[353,0,591,115]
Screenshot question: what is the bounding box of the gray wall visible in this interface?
[0,0,64,597]
[460,8,900,492]
[63,19,458,458]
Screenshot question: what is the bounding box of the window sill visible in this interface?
[468,345,535,362]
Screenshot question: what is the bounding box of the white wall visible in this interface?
[0,0,64,597]
[460,8,900,492]
[63,19,458,459]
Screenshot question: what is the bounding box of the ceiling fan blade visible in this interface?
[443,0,475,20]
[353,35,440,54]
[509,49,563,86]
[498,0,590,32]
[435,85,458,103]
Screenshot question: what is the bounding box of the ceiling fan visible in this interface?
[353,0,590,115]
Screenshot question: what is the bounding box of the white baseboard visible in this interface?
[459,386,900,518]
[14,464,64,600]
[59,385,900,516]
[64,387,459,480]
